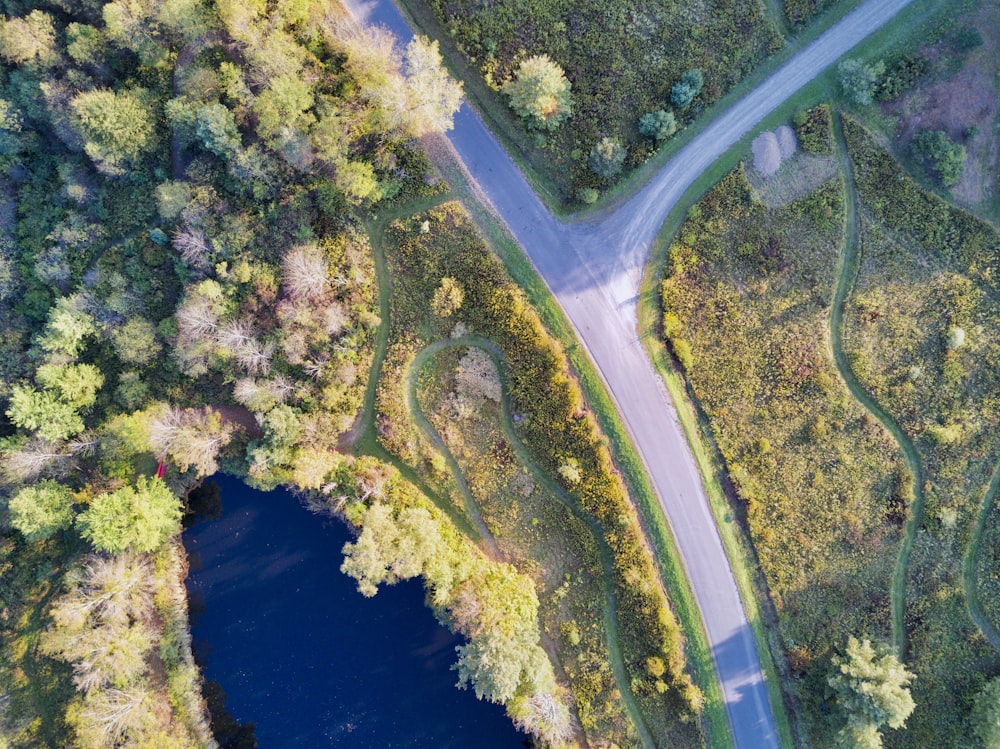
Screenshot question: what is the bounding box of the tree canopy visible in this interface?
[76,476,182,554]
[502,55,573,131]
[828,637,916,747]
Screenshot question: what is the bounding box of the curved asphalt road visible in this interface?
[344,1,915,746]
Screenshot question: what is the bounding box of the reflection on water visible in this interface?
[183,474,528,748]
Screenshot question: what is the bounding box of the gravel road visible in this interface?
[343,1,916,746]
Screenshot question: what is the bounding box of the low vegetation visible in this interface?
[405,0,781,199]
[376,201,705,746]
[841,116,1000,746]
[659,162,907,744]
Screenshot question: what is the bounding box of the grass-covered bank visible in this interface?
[370,200,707,747]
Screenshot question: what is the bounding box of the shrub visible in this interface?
[670,69,703,109]
[838,59,885,106]
[577,187,599,205]
[588,137,626,178]
[638,110,677,143]
[502,55,573,131]
[792,104,833,154]
[874,53,929,101]
[912,129,966,187]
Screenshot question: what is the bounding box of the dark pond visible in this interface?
[183,474,528,748]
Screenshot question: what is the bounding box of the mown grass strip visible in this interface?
[410,336,657,749]
[830,112,926,656]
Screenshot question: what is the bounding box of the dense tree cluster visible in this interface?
[0,0,463,742]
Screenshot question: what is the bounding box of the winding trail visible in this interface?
[409,336,655,748]
[964,462,1000,652]
[829,116,926,656]
[342,0,919,746]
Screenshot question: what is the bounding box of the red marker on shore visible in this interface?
[156,461,166,478]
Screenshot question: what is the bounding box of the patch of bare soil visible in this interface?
[886,1,1000,210]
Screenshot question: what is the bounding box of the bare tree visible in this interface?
[2,437,74,483]
[172,225,211,269]
[281,244,329,301]
[146,405,236,476]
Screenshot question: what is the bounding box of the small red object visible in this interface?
[156,461,166,478]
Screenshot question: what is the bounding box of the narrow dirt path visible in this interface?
[829,114,925,656]
[409,336,655,749]
[963,462,1000,652]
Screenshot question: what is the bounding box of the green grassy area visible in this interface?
[400,0,780,201]
[656,157,911,744]
[371,200,707,747]
[839,117,1000,745]
[413,339,645,745]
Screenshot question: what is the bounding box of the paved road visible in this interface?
[344,1,915,746]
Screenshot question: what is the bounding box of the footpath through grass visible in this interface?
[353,190,713,746]
[830,114,925,655]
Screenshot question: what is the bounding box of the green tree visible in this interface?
[38,297,98,358]
[0,11,58,66]
[70,89,157,176]
[972,677,1000,749]
[837,59,885,106]
[36,363,104,409]
[7,386,86,442]
[828,637,915,747]
[502,55,573,131]
[77,476,182,554]
[589,137,626,178]
[66,23,107,68]
[9,480,75,542]
[112,318,162,366]
[252,73,314,139]
[195,103,241,159]
[403,36,463,136]
[638,109,677,142]
[670,69,703,108]
[335,160,381,205]
[912,129,967,187]
[155,180,191,220]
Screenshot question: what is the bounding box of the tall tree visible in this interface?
[76,475,182,553]
[9,480,75,541]
[402,36,463,136]
[70,89,157,176]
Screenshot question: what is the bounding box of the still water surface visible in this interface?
[184,474,527,747]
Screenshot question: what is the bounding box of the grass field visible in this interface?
[840,117,1000,745]
[658,158,910,744]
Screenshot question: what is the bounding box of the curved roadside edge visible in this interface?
[409,336,656,748]
[830,113,925,656]
[635,190,798,748]
[963,461,1000,652]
